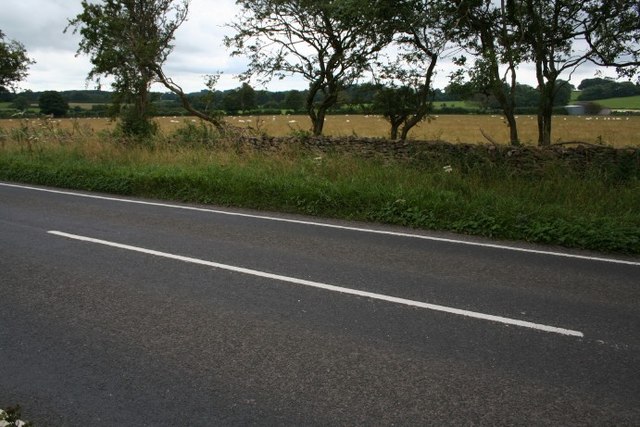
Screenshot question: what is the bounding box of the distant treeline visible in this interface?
[576,78,640,101]
[2,77,639,119]
[0,83,553,118]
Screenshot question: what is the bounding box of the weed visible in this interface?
[170,120,220,147]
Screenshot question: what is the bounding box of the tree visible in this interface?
[237,82,256,111]
[11,95,31,111]
[450,0,529,145]
[222,89,241,114]
[374,0,449,141]
[68,0,225,137]
[39,91,69,117]
[553,80,574,106]
[225,0,398,136]
[283,90,304,112]
[521,0,631,145]
[373,85,421,139]
[68,0,190,136]
[577,79,640,101]
[513,83,539,108]
[0,30,34,92]
[578,77,613,90]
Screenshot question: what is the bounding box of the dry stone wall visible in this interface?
[235,135,640,177]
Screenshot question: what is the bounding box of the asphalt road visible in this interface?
[1,181,639,425]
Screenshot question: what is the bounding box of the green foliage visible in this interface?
[11,95,31,111]
[117,104,158,138]
[39,90,70,117]
[577,80,640,101]
[171,120,219,146]
[553,80,575,106]
[222,83,257,114]
[0,30,34,92]
[66,0,188,137]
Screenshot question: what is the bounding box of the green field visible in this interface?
[570,92,640,110]
[596,95,640,110]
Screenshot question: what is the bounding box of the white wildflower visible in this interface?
[443,165,453,173]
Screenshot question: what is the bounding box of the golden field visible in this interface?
[1,114,639,147]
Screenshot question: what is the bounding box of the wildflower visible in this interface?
[443,165,453,173]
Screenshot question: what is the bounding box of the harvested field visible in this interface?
[1,114,639,147]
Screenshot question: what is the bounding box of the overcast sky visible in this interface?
[1,0,616,94]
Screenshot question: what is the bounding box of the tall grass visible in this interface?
[1,119,639,254]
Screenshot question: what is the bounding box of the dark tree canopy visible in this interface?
[39,91,69,117]
[0,30,34,92]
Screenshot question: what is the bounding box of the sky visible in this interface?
[1,0,618,94]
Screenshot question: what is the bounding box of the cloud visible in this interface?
[1,0,624,93]
[1,0,244,92]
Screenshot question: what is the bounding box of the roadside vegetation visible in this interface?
[1,119,638,255]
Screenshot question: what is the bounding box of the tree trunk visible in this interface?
[400,111,425,141]
[390,123,399,140]
[312,108,326,136]
[539,105,553,146]
[537,79,556,146]
[505,111,519,145]
[479,26,520,146]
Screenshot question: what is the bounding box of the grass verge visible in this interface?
[1,120,639,254]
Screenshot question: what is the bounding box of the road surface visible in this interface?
[1,181,639,425]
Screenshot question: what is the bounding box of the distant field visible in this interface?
[1,114,639,147]
[570,92,640,110]
[433,101,479,109]
[225,114,640,146]
[68,102,104,109]
[596,95,640,110]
